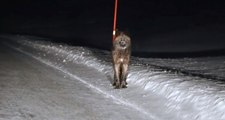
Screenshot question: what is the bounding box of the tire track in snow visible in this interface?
[149,64,225,81]
[133,62,225,82]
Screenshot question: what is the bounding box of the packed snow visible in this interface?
[1,35,225,120]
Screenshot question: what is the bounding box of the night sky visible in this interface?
[1,0,225,57]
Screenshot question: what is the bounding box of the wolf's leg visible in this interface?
[113,64,121,89]
[121,64,128,88]
[113,73,116,86]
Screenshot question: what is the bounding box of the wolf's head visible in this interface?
[114,32,131,50]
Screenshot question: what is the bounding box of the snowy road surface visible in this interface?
[1,35,225,120]
[0,41,150,120]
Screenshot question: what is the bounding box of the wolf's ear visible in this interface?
[117,29,130,37]
[123,29,131,37]
[115,29,120,37]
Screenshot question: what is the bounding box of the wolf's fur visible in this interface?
[112,32,131,88]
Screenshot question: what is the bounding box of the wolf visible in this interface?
[112,31,131,89]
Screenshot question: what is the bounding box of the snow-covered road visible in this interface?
[0,40,152,120]
[1,35,225,120]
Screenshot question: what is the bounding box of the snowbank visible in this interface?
[2,35,225,120]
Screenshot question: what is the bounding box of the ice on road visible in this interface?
[1,35,225,120]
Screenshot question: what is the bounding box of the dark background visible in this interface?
[1,0,225,57]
